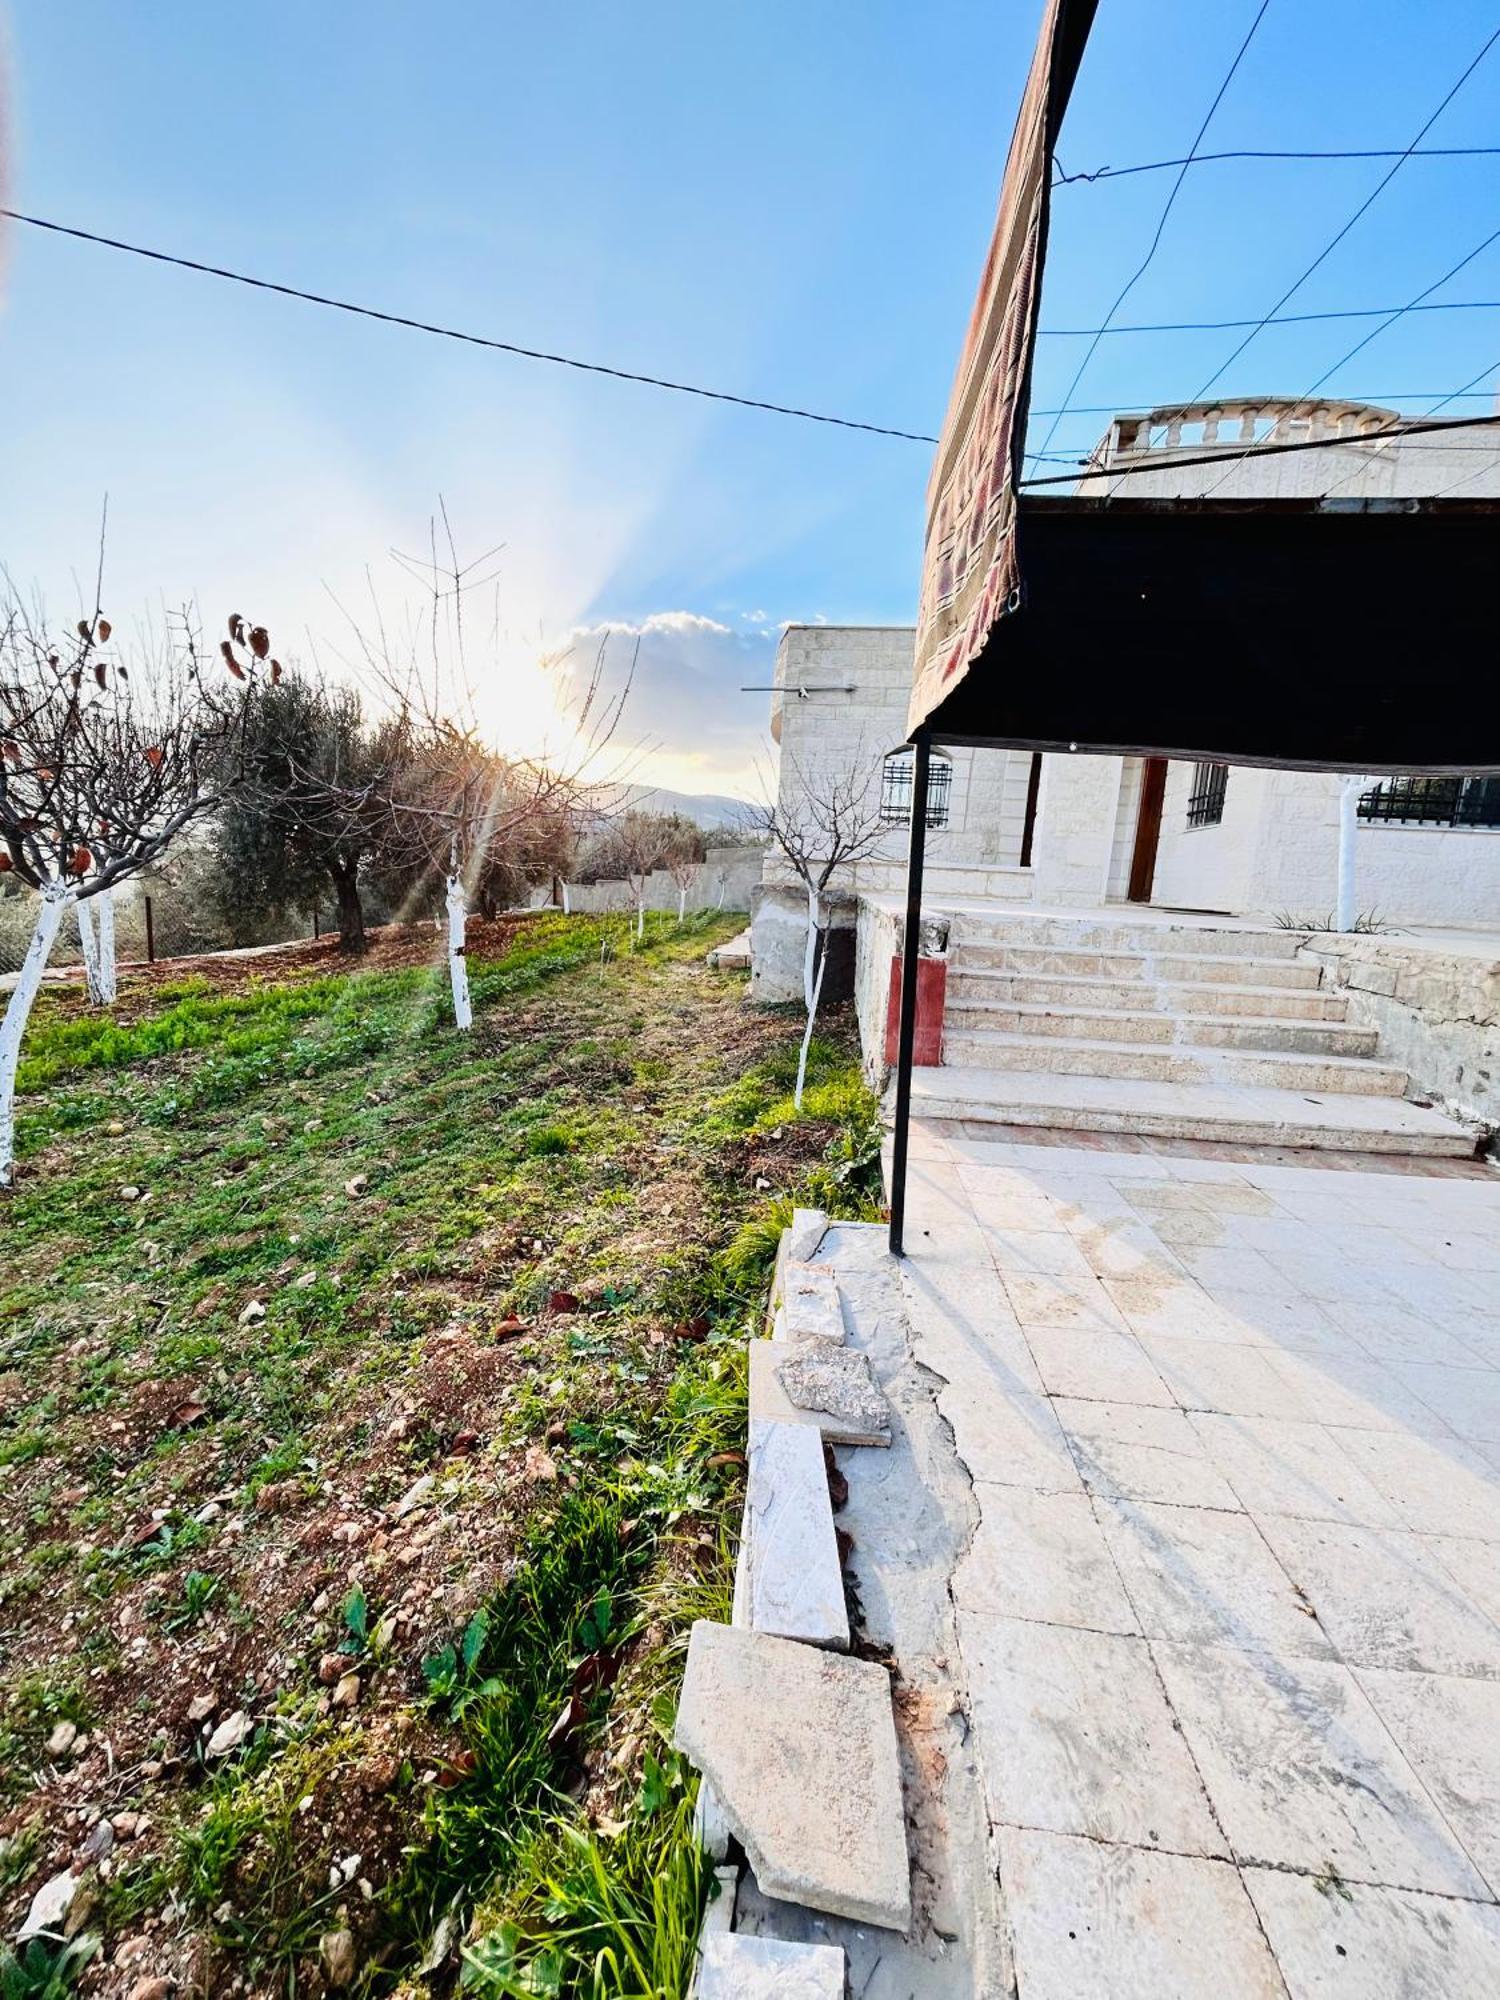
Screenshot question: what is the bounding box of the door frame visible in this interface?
[1127,756,1168,903]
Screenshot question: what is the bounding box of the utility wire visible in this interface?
[1041,298,1500,337]
[1315,353,1500,502]
[1054,145,1500,186]
[1192,24,1500,399]
[1199,217,1500,498]
[0,206,940,444]
[1034,0,1272,458]
[1015,410,1500,487]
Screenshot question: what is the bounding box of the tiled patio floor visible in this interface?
[899,1121,1500,1999]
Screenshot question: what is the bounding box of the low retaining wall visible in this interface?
[563,844,762,917]
[1296,932,1500,1133]
[854,896,950,1086]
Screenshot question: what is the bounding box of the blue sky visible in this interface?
[2,1,1497,791]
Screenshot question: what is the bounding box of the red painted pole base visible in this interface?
[885,955,947,1067]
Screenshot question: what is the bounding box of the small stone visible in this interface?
[46,1720,78,1758]
[120,1185,142,1202]
[294,1268,319,1289]
[318,1654,344,1686]
[391,1475,433,1520]
[205,1710,251,1758]
[82,1819,115,1862]
[113,1810,144,1839]
[523,1446,558,1483]
[127,1978,175,2000]
[106,1120,126,1137]
[237,1299,266,1326]
[186,1693,216,1722]
[344,1175,369,1198]
[18,1869,78,1942]
[332,1672,361,1709]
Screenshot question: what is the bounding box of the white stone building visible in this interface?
[751,396,1500,1004]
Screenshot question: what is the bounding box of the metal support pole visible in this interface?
[1335,776,1359,933]
[888,732,932,1258]
[144,895,155,965]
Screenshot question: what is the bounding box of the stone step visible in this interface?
[945,969,1350,1022]
[942,1000,1378,1058]
[948,917,1307,958]
[897,1064,1478,1157]
[953,943,1325,989]
[939,1029,1408,1096]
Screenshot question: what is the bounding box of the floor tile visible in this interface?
[1153,1642,1487,1897]
[1266,1352,1455,1438]
[1137,1335,1319,1420]
[1211,1290,1365,1358]
[1189,1414,1404,1528]
[1055,1398,1241,1508]
[1323,1300,1498,1370]
[1244,1868,1500,2000]
[1388,1363,1500,1444]
[1027,1325,1176,1407]
[998,1827,1286,2000]
[1355,1666,1500,1897]
[954,1485,1138,1633]
[960,1615,1224,1853]
[1096,1498,1334,1659]
[934,1381,1082,1493]
[1001,1272,1126,1332]
[1257,1517,1500,1679]
[1331,1429,1500,1542]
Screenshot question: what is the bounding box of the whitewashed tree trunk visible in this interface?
[95,888,117,1003]
[76,895,104,1005]
[636,896,645,941]
[677,885,687,923]
[793,922,828,1112]
[1,886,70,1187]
[445,873,473,1031]
[561,880,571,915]
[802,886,820,1011]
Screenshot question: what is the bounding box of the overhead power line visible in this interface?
[0,206,939,445]
[1039,298,1500,337]
[1055,145,1500,186]
[1192,24,1500,399]
[1017,410,1500,488]
[1035,0,1272,457]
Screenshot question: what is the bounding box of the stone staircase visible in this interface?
[911,914,1478,1157]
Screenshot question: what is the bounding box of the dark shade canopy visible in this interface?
[918,495,1500,774]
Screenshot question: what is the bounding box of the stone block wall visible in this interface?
[1296,933,1500,1131]
[564,844,763,916]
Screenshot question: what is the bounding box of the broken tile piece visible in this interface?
[769,1208,829,1326]
[695,1930,846,1998]
[744,1419,849,1648]
[676,1621,910,1931]
[780,1261,846,1345]
[756,1339,892,1447]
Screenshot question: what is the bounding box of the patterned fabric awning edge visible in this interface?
[909,0,1100,737]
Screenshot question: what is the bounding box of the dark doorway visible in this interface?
[1127,757,1168,903]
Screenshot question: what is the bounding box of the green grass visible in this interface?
[0,910,882,1996]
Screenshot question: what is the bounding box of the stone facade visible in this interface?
[749,398,1500,1001]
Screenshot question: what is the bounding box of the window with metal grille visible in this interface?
[1357,775,1500,828]
[879,748,952,828]
[1186,762,1228,827]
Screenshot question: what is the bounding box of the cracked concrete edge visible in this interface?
[891,1260,1020,2000]
[767,1208,830,1329]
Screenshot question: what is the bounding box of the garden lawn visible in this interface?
[0,911,881,1999]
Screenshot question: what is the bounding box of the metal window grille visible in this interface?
[880,750,952,828]
[1357,775,1500,828]
[1186,761,1228,827]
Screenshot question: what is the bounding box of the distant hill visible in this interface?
[622,786,757,830]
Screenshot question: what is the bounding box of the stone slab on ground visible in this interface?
[675,1620,911,1932]
[743,1418,848,1648]
[780,1261,847,1344]
[749,1340,892,1447]
[706,927,751,970]
[770,1208,829,1323]
[695,1931,847,1998]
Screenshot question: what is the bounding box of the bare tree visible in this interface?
[754,741,889,1108]
[0,581,264,1184]
[333,509,637,1028]
[665,837,703,923]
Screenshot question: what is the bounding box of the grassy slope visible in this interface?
[0,913,880,1999]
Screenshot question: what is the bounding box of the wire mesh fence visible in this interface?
[0,885,325,980]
